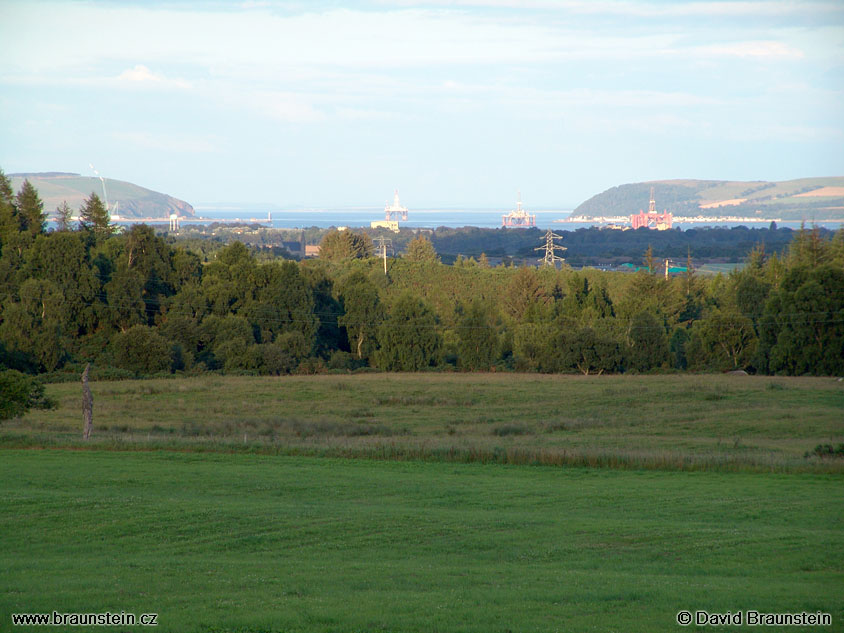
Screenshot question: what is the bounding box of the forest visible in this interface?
[171,220,801,266]
[2,170,843,389]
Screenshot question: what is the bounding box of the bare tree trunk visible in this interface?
[82,363,93,440]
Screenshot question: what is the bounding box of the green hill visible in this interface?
[574,177,844,221]
[8,172,195,219]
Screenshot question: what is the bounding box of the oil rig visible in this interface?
[502,193,536,227]
[631,187,673,230]
[384,190,408,221]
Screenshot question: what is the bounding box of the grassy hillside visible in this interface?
[8,172,195,219]
[574,177,844,221]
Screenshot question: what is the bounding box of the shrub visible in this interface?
[110,326,173,375]
[0,370,56,421]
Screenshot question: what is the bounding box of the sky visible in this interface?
[1,0,843,209]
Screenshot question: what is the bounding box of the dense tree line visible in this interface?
[1,169,843,383]
[168,221,804,266]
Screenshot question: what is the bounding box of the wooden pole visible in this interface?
[82,363,93,440]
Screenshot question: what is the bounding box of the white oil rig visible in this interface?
[502,192,536,227]
[384,190,408,221]
[371,190,408,232]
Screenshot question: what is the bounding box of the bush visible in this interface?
[0,370,56,421]
[327,351,367,371]
[110,326,173,375]
[812,443,844,458]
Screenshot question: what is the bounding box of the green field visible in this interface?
[1,450,842,633]
[2,374,843,631]
[5,374,843,472]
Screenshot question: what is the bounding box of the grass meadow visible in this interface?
[1,450,842,633]
[1,373,843,632]
[4,373,843,472]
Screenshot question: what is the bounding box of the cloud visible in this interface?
[116,65,192,89]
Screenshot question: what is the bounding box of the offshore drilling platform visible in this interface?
[630,187,673,230]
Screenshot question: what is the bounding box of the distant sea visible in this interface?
[188,205,843,232]
[192,206,572,230]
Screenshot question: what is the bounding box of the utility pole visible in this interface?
[535,229,567,267]
[373,236,393,275]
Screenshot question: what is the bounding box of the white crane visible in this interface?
[89,163,118,218]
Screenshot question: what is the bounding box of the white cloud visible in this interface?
[116,65,192,89]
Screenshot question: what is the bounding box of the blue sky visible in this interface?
[1,0,842,208]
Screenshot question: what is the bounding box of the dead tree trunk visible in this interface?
[82,363,93,440]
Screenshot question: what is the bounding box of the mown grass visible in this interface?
[1,450,841,633]
[4,373,843,472]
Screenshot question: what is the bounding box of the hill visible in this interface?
[8,172,195,219]
[574,177,844,221]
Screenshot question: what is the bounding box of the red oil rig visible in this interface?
[631,187,673,230]
[502,193,536,227]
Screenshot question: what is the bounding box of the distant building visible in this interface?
[371,220,400,232]
[305,245,321,258]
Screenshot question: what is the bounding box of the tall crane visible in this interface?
[89,163,118,218]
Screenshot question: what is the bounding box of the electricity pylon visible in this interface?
[535,229,567,267]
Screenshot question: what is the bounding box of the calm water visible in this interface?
[192,206,570,230]
[189,205,842,231]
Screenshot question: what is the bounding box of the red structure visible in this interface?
[631,187,673,230]
[502,193,536,227]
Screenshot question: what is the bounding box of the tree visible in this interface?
[318,229,373,261]
[0,169,19,245]
[15,180,46,236]
[338,271,384,361]
[55,201,75,232]
[733,273,771,325]
[566,326,621,375]
[104,264,146,332]
[301,264,346,358]
[761,265,844,376]
[248,260,317,347]
[198,314,255,371]
[0,369,54,421]
[512,321,563,372]
[787,223,828,269]
[24,232,99,335]
[687,308,757,371]
[0,168,13,207]
[0,278,66,371]
[502,267,549,322]
[644,244,656,274]
[457,301,499,370]
[202,241,257,315]
[376,293,441,370]
[404,235,440,263]
[626,310,669,372]
[110,325,173,375]
[79,192,114,239]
